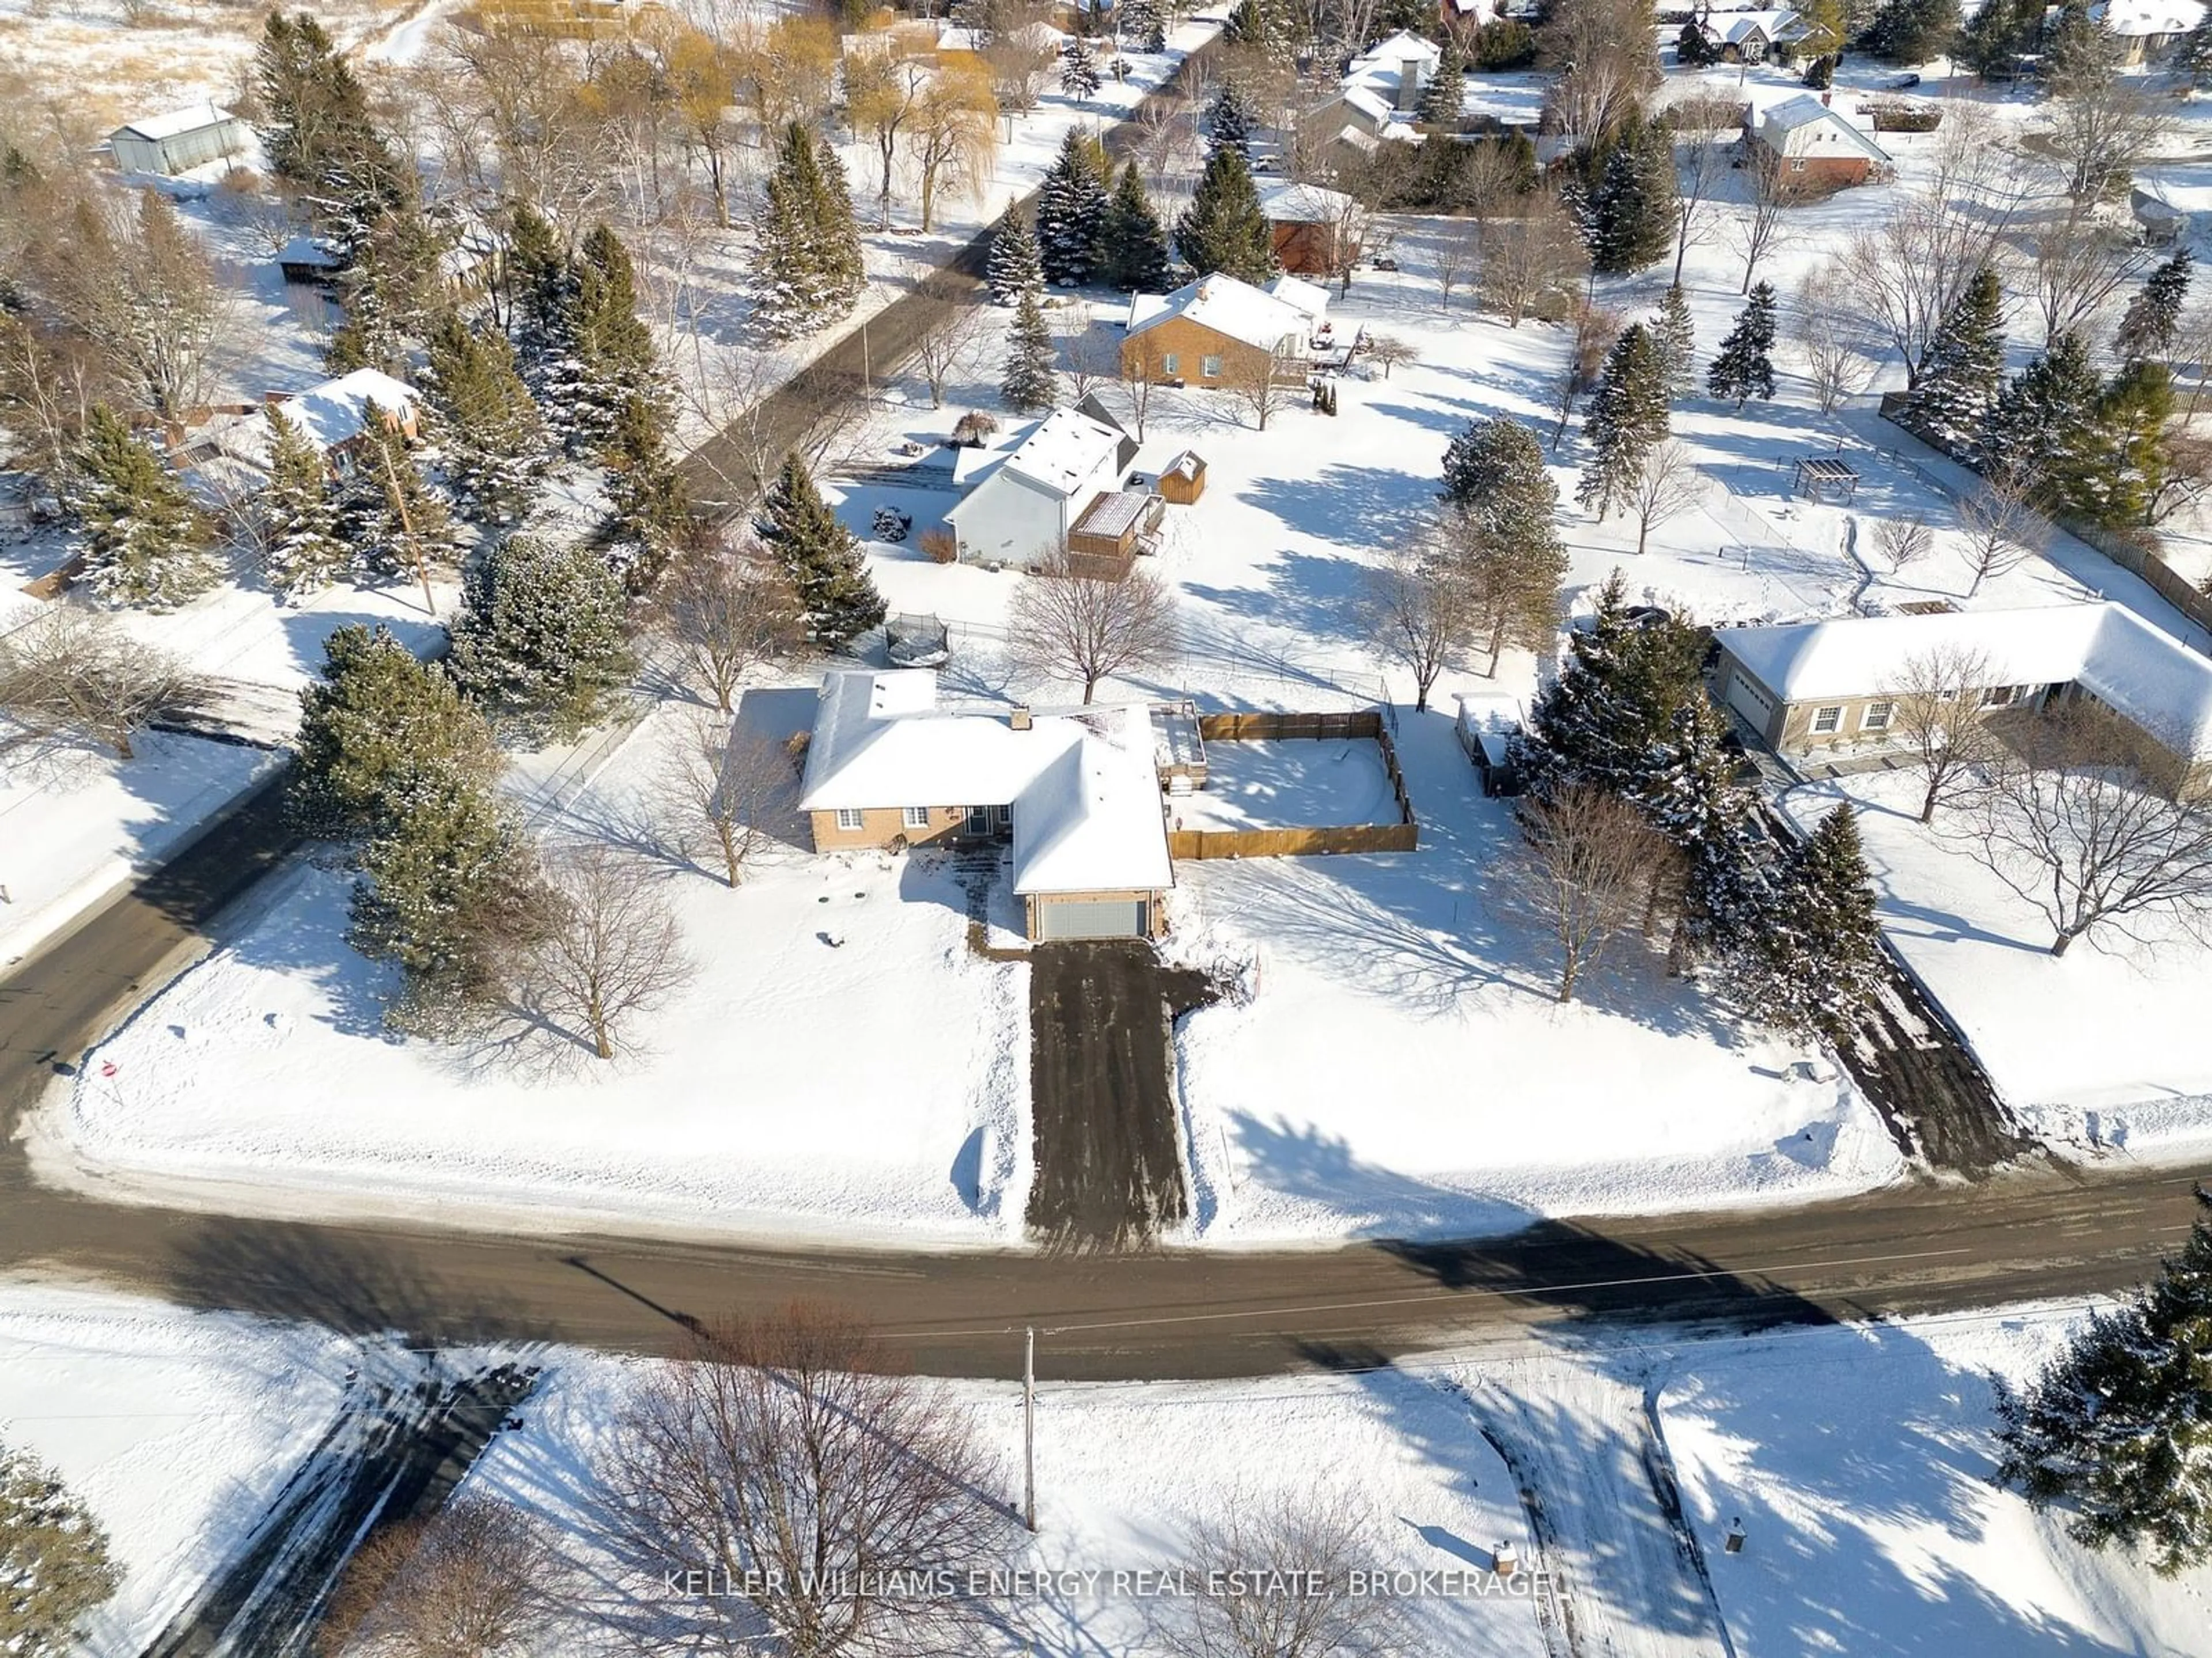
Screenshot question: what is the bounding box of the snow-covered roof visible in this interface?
[1123,273,1310,355]
[1350,30,1442,72]
[1256,180,1355,225]
[1336,85,1398,127]
[1755,95,1893,163]
[112,103,241,143]
[1716,603,2212,760]
[798,671,1172,893]
[276,233,343,269]
[1072,488,1155,541]
[2089,0,2205,35]
[1263,273,1331,325]
[1164,449,1205,480]
[997,407,1127,501]
[1713,8,1809,42]
[270,368,418,454]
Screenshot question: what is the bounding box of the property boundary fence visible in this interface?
[1167,710,1419,860]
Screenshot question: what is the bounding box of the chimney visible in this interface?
[1820,90,1832,107]
[1010,706,1032,731]
[1396,58,1423,112]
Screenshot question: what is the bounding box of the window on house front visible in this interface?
[1983,685,2018,707]
[903,805,931,829]
[1811,705,1844,735]
[1202,354,1224,378]
[835,808,865,831]
[1862,701,1896,732]
[1789,157,1807,172]
[1161,353,1179,376]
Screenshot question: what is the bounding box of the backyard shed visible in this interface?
[108,104,249,175]
[1455,695,1525,798]
[1158,451,1207,505]
[277,235,345,285]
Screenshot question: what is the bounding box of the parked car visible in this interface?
[1889,71,1921,89]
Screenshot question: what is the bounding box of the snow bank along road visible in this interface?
[0,770,2207,1380]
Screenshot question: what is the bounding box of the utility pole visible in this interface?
[1023,1325,1037,1534]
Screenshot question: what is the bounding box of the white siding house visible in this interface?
[108,105,250,176]
[945,407,1131,569]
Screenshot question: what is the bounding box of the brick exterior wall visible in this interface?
[808,804,995,851]
[1268,221,1339,277]
[1120,317,1301,387]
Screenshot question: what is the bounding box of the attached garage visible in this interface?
[1032,894,1154,941]
[1725,667,1779,739]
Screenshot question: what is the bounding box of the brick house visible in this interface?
[1120,274,1320,389]
[799,669,1175,941]
[1746,94,1892,191]
[1257,181,1362,278]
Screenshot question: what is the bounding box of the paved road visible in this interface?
[0,781,2205,1381]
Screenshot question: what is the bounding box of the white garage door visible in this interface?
[1036,898,1149,941]
[1726,670,1778,732]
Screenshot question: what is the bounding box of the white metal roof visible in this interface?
[1349,29,1442,71]
[1716,603,2212,760]
[1123,274,1310,355]
[113,103,240,143]
[798,671,1172,893]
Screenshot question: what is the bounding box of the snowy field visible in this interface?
[1172,736,1402,831]
[1660,1307,2212,1656]
[0,1281,356,1656]
[1782,770,2212,1160]
[33,696,1033,1246]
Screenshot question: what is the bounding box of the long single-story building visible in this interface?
[108,104,249,175]
[799,669,1175,941]
[1713,602,2212,793]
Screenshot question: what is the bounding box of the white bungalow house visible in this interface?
[944,404,1133,569]
[800,668,1175,941]
[2089,0,2206,62]
[107,104,249,176]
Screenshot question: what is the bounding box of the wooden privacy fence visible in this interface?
[1168,711,1419,860]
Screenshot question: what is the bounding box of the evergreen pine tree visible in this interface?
[2085,359,2174,528]
[2180,13,2212,85]
[1706,282,1779,408]
[1002,282,1059,414]
[1981,330,2104,503]
[421,312,546,525]
[1677,18,1718,64]
[69,406,219,610]
[507,202,574,371]
[261,407,349,601]
[329,207,447,374]
[563,224,667,460]
[2115,248,2192,364]
[0,1441,120,1658]
[1859,0,1961,62]
[1957,0,2041,76]
[2043,0,2122,96]
[1996,1185,2212,1576]
[448,533,637,741]
[1099,162,1172,292]
[292,622,501,841]
[253,11,414,257]
[602,392,691,588]
[1652,285,1697,398]
[1726,803,1884,1039]
[340,405,466,596]
[986,203,1045,305]
[809,133,866,303]
[1903,264,2006,455]
[1061,35,1103,100]
[757,452,886,649]
[1037,128,1112,286]
[1578,115,1677,277]
[1175,143,1278,285]
[1206,77,1256,158]
[1128,0,1168,50]
[1575,326,1671,519]
[1417,37,1466,128]
[1441,415,1557,529]
[751,122,865,339]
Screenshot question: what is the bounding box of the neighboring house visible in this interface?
[944,405,1132,568]
[1695,8,1814,62]
[1713,603,2212,795]
[798,669,1175,941]
[276,234,346,286]
[1257,181,1361,277]
[1747,94,1892,190]
[1344,29,1442,112]
[185,368,421,483]
[2132,187,2188,247]
[2089,0,2207,62]
[107,104,249,176]
[1120,274,1319,388]
[1440,0,1503,25]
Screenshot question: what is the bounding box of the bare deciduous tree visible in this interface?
[1164,1486,1411,1658]
[1794,270,1875,415]
[907,60,999,232]
[1666,97,1741,287]
[522,843,694,1059]
[1430,221,1482,312]
[2044,74,2174,215]
[1959,468,2046,598]
[0,606,207,763]
[2028,213,2150,345]
[1214,349,1300,431]
[1972,703,2212,956]
[654,711,792,888]
[1365,532,1475,712]
[597,1303,1015,1657]
[1363,334,1419,380]
[1550,300,1621,449]
[317,1496,555,1658]
[907,274,990,410]
[1510,784,1668,1002]
[1626,439,1701,557]
[1885,643,1996,823]
[1873,516,1934,571]
[1725,147,1802,296]
[1007,555,1179,703]
[1476,192,1586,329]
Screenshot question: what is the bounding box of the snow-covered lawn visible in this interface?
[0,728,278,967]
[1782,770,2212,1159]
[0,1281,355,1656]
[1164,709,1906,1244]
[471,1347,1549,1658]
[1660,1308,2212,1657]
[1173,736,1402,831]
[33,696,1032,1245]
